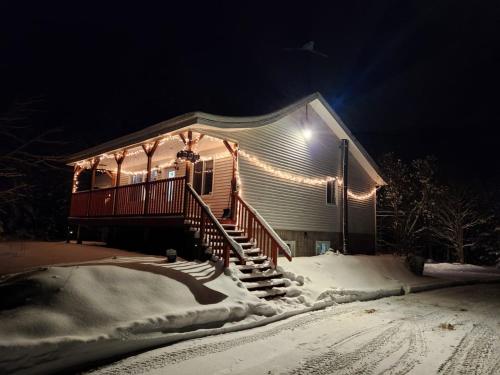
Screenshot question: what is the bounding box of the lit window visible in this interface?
[151,170,159,181]
[326,180,336,205]
[131,174,144,184]
[193,160,214,195]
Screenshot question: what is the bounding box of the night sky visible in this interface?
[1,1,499,186]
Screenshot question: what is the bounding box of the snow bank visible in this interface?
[424,262,500,280]
[281,252,440,303]
[281,253,500,306]
[0,264,273,374]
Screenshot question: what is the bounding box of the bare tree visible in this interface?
[430,189,490,263]
[0,99,65,236]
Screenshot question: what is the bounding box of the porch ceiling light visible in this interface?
[176,149,200,163]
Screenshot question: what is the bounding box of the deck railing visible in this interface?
[70,177,186,217]
[184,184,246,267]
[234,195,292,267]
[69,177,291,268]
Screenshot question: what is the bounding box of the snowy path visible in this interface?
[89,284,500,375]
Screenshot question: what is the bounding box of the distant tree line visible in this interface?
[377,153,499,265]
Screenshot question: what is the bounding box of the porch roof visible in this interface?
[66,92,386,185]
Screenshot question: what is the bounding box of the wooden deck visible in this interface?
[68,176,291,269]
[70,176,186,218]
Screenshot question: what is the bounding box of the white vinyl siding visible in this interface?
[204,105,378,235]
[206,107,342,232]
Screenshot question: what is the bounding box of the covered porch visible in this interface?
[70,131,238,220]
[68,130,291,269]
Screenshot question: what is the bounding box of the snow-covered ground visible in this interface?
[0,260,279,374]
[1,248,500,374]
[88,283,500,375]
[281,253,500,302]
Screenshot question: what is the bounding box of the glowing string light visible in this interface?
[238,149,376,200]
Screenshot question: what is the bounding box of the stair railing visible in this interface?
[184,184,246,267]
[234,195,292,268]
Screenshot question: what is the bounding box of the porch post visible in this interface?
[223,140,238,221]
[89,157,100,190]
[142,141,159,215]
[114,150,126,188]
[113,151,126,215]
[231,148,238,221]
[72,165,82,193]
[76,224,82,244]
[87,157,100,217]
[341,139,349,255]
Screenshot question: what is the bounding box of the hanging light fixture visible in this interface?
[176,149,200,163]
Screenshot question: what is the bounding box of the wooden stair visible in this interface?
[222,222,287,299]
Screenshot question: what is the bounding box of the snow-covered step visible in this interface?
[239,242,254,248]
[229,254,267,264]
[250,287,287,299]
[225,229,245,236]
[236,263,272,273]
[243,248,261,255]
[245,254,267,263]
[238,272,283,281]
[244,278,287,290]
[230,236,250,242]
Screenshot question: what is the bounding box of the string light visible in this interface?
[104,152,232,176]
[347,189,376,200]
[238,150,337,186]
[238,149,375,200]
[73,134,375,200]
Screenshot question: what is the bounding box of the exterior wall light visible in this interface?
[302,128,313,140]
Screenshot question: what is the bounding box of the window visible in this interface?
[151,169,159,181]
[193,160,214,195]
[131,174,144,184]
[326,180,336,205]
[167,170,176,201]
[315,241,331,255]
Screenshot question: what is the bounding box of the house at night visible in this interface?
[67,92,385,289]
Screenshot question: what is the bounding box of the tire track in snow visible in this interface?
[288,311,441,375]
[89,305,361,375]
[438,323,500,375]
[289,323,402,375]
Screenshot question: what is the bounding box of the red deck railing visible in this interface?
[184,184,245,267]
[70,177,186,217]
[234,195,292,266]
[69,177,289,268]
